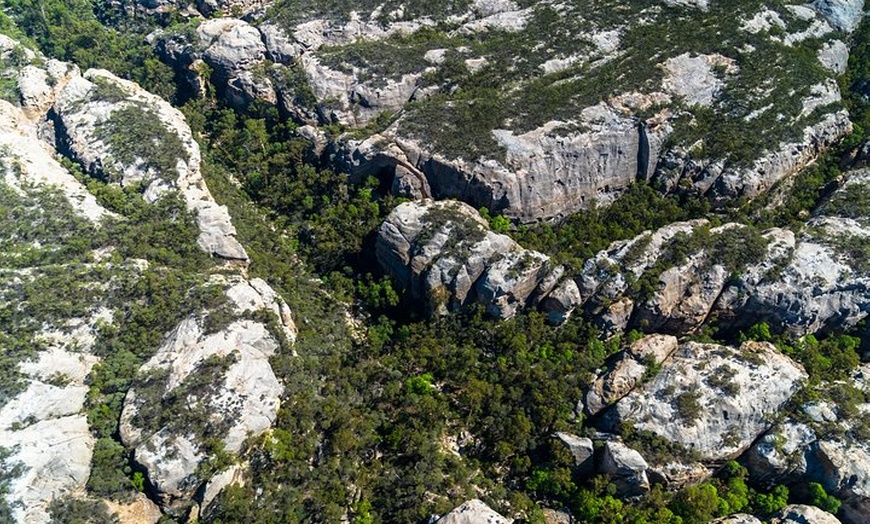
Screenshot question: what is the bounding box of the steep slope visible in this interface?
[0,35,296,523]
[149,0,859,220]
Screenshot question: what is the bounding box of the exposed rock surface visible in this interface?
[376,200,558,318]
[0,34,296,521]
[599,441,650,497]
[0,347,100,524]
[709,516,763,524]
[742,365,870,524]
[119,275,293,513]
[554,432,594,475]
[771,504,842,524]
[51,68,248,261]
[605,341,807,462]
[150,1,857,221]
[585,334,679,415]
[435,499,513,524]
[714,168,870,336]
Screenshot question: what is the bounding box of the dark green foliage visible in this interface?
[87,438,133,498]
[4,0,176,100]
[192,103,391,276]
[131,352,239,444]
[48,496,120,524]
[675,388,703,424]
[96,104,188,183]
[0,174,104,268]
[801,482,842,515]
[516,183,709,271]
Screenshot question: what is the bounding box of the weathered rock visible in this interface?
[599,441,650,497]
[745,420,816,486]
[198,464,245,519]
[542,508,572,524]
[0,99,111,223]
[376,200,558,318]
[647,461,712,489]
[606,341,807,462]
[771,504,842,524]
[708,516,762,524]
[539,278,582,324]
[806,440,870,524]
[715,169,870,336]
[119,276,293,513]
[51,68,248,261]
[810,0,865,33]
[0,342,102,523]
[661,53,734,107]
[105,493,163,524]
[435,499,513,524]
[586,335,679,416]
[554,432,594,476]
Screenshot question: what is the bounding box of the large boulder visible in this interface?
[435,499,513,524]
[605,341,807,462]
[771,504,842,524]
[599,441,650,497]
[553,432,594,476]
[119,275,294,515]
[376,200,558,318]
[585,335,679,415]
[714,168,870,336]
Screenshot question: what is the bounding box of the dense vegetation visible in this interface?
[1,1,869,523]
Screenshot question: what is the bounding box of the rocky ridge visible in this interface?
[376,199,558,318]
[0,35,296,522]
[147,1,860,221]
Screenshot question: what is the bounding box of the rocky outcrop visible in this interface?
[51,68,248,261]
[435,499,513,524]
[149,1,856,221]
[742,365,870,524]
[119,275,293,514]
[0,347,100,524]
[0,34,296,523]
[811,0,865,33]
[554,432,594,476]
[714,168,870,336]
[771,505,842,524]
[599,441,650,497]
[604,341,807,462]
[585,334,679,416]
[709,516,762,524]
[376,200,558,318]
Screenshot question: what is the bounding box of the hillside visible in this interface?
[0,1,869,524]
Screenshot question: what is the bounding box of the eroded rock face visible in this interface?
[715,168,870,336]
[0,34,296,522]
[554,432,594,476]
[119,275,293,514]
[771,504,842,524]
[151,1,855,221]
[708,516,762,524]
[51,68,248,261]
[435,499,513,524]
[599,441,650,497]
[376,200,558,318]
[585,334,679,416]
[0,348,100,524]
[605,341,807,462]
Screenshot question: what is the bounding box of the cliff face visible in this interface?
[147,0,859,221]
[0,36,295,523]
